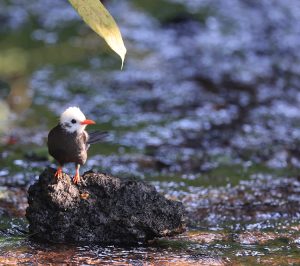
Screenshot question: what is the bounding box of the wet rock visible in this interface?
[26,167,185,244]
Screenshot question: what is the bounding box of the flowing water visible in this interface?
[1,0,300,264]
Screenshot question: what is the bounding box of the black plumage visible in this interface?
[87,131,109,145]
[48,125,107,166]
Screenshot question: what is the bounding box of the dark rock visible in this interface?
[26,168,186,244]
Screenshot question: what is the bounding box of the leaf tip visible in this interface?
[120,48,126,70]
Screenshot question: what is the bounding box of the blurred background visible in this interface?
[1,0,300,264]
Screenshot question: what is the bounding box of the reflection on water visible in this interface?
[0,226,300,265]
[1,0,300,264]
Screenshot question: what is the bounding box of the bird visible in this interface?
[47,106,107,184]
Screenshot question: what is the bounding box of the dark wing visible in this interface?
[87,131,108,145]
[48,125,89,165]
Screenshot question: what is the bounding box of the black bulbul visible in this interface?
[47,106,106,184]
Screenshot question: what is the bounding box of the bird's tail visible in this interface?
[88,131,109,144]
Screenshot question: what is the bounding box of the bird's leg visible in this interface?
[73,164,81,184]
[54,165,63,180]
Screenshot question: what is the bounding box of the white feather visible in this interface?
[60,107,87,133]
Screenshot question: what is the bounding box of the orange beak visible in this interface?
[81,119,96,125]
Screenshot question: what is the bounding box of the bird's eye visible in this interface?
[71,119,76,124]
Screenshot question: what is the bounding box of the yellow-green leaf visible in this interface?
[68,0,126,69]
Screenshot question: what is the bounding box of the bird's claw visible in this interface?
[73,173,81,184]
[54,167,63,180]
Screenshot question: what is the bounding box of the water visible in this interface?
[1,0,300,264]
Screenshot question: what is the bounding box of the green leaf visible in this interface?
[68,0,127,69]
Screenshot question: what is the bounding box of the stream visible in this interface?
[1,0,300,264]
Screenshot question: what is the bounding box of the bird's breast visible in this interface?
[48,125,88,165]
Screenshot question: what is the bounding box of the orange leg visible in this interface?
[73,164,81,184]
[54,165,63,180]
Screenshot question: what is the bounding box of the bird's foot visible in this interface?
[73,172,81,184]
[54,167,63,180]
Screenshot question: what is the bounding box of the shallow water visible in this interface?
[1,0,300,264]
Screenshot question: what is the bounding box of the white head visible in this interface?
[59,107,95,134]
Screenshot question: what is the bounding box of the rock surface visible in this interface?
[26,168,185,244]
